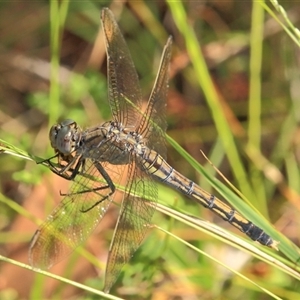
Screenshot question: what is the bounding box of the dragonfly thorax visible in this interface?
[49,119,82,155]
[85,121,145,165]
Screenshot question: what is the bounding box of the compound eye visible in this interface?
[61,119,76,127]
[49,124,61,148]
[48,119,81,155]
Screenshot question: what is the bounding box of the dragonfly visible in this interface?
[29,8,277,293]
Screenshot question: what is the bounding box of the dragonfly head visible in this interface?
[49,119,82,155]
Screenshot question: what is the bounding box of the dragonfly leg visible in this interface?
[59,184,110,196]
[37,153,58,165]
[79,161,116,213]
[44,154,84,180]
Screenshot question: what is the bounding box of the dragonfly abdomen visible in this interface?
[188,185,275,246]
[141,149,277,249]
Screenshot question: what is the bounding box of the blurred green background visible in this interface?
[1,1,300,299]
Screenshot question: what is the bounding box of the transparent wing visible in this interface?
[101,8,143,128]
[103,161,157,293]
[138,37,172,159]
[29,159,126,269]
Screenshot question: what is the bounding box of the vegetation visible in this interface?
[1,1,300,299]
